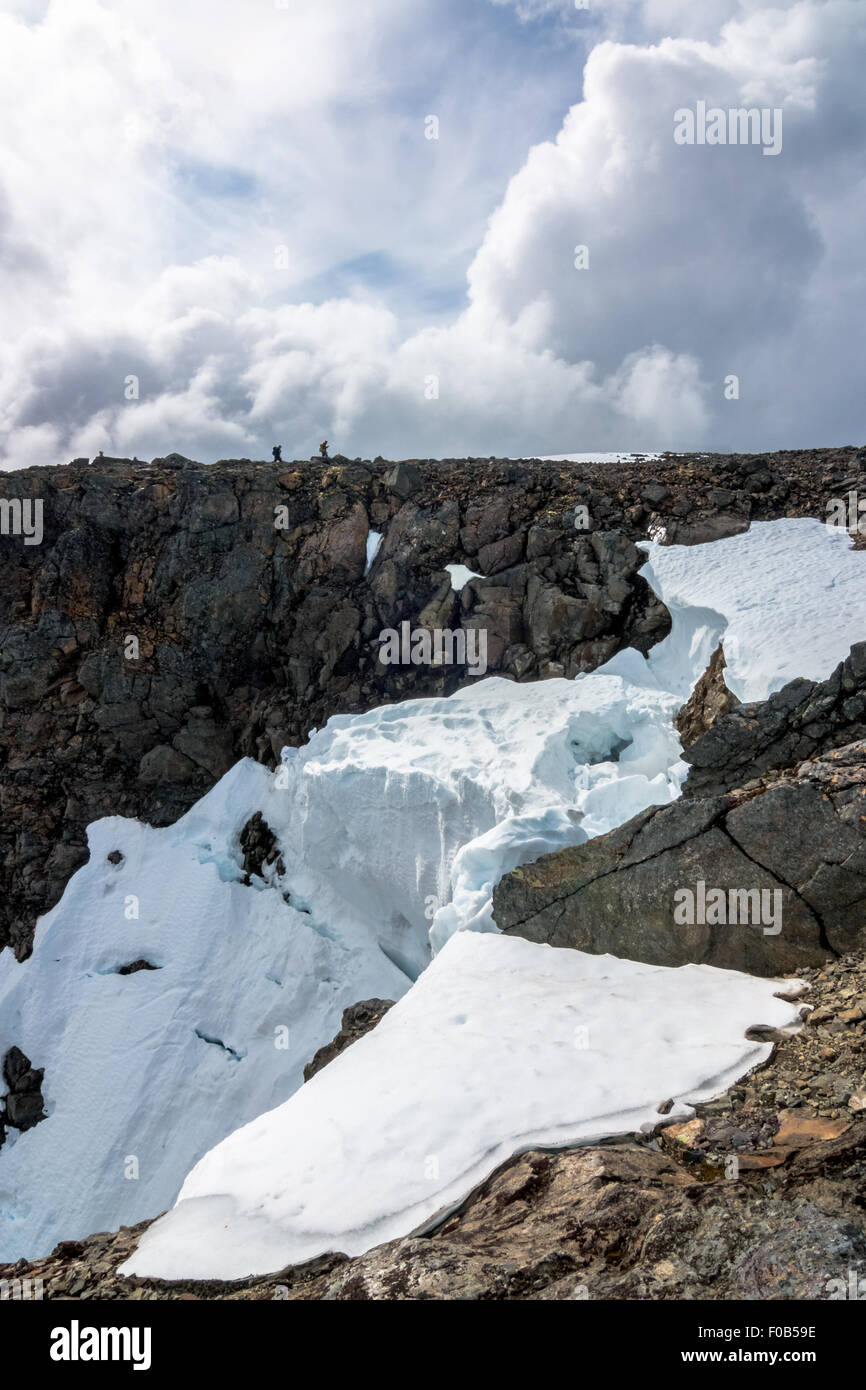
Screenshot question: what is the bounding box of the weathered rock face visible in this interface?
[303,999,396,1083]
[494,740,866,976]
[0,445,861,960]
[296,1128,866,1302]
[11,1132,866,1301]
[681,642,866,796]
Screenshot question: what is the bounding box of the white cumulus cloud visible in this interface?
[0,0,863,466]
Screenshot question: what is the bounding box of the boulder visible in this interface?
[138,744,198,784]
[384,463,421,500]
[493,741,866,975]
[1,1046,46,1141]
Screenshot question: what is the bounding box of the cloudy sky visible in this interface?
[0,0,863,467]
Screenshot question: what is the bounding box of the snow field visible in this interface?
[122,932,802,1279]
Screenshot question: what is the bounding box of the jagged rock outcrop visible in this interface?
[681,642,866,797]
[238,812,284,882]
[1,445,862,960]
[494,739,866,976]
[0,1046,46,1149]
[303,999,396,1082]
[675,643,741,745]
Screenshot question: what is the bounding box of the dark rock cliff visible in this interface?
[1,446,862,958]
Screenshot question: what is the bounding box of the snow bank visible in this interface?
[639,518,866,702]
[121,932,801,1280]
[0,760,413,1261]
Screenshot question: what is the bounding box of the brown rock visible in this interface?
[303,999,395,1082]
[675,644,741,747]
[774,1110,851,1148]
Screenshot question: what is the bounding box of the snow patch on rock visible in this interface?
[121,932,801,1281]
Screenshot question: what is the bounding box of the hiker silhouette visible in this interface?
[272,445,282,462]
[319,440,329,459]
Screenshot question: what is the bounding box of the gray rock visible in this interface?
[1,1045,46,1140]
[494,740,866,975]
[138,744,198,783]
[384,463,422,500]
